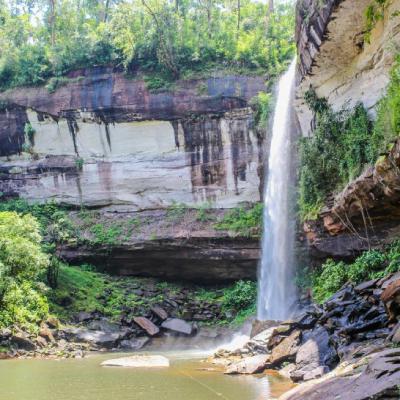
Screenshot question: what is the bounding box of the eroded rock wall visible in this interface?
[0,71,266,210]
[296,0,400,136]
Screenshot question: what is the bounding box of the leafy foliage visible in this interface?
[310,241,400,303]
[0,211,50,331]
[0,0,295,91]
[222,280,257,325]
[299,91,373,221]
[299,60,400,222]
[251,91,272,130]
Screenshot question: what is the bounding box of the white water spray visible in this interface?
[257,58,297,321]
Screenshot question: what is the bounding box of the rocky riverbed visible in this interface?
[210,272,400,399]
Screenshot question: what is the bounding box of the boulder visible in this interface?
[119,337,150,350]
[10,333,36,351]
[151,306,168,321]
[381,278,400,321]
[39,325,55,343]
[45,316,60,329]
[388,321,400,343]
[133,317,160,336]
[293,327,337,380]
[74,311,94,323]
[65,328,122,348]
[250,320,279,338]
[101,355,170,368]
[225,354,270,375]
[87,319,121,333]
[269,330,301,367]
[161,318,194,336]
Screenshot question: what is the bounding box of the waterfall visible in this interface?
[257,58,297,321]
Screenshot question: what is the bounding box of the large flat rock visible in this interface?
[101,355,170,368]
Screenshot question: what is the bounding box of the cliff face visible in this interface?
[0,69,266,210]
[296,0,400,258]
[296,0,400,135]
[0,69,266,280]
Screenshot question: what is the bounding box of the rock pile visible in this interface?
[216,272,400,396]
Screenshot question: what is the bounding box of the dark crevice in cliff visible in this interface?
[66,116,80,156]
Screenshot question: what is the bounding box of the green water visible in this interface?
[0,352,292,400]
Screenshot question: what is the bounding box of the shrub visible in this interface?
[222,280,257,311]
[0,212,50,330]
[299,92,373,221]
[312,259,348,303]
[0,281,49,331]
[310,241,400,303]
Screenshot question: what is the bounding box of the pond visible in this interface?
[0,351,293,400]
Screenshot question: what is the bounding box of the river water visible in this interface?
[0,352,293,400]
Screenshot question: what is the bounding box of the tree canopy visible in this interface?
[0,0,295,90]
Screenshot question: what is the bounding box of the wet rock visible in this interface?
[250,320,279,338]
[291,327,337,381]
[355,279,379,293]
[269,330,301,367]
[64,328,122,348]
[101,355,170,368]
[0,328,11,340]
[133,317,160,337]
[119,337,150,350]
[161,318,194,336]
[87,319,121,333]
[225,354,270,375]
[35,336,48,348]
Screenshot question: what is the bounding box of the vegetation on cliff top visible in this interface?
[0,0,295,91]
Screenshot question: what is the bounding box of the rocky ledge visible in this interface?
[303,138,400,259]
[55,208,260,282]
[211,272,400,399]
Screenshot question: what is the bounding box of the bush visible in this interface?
[310,241,400,303]
[223,280,257,311]
[0,212,50,330]
[0,281,49,331]
[299,91,373,221]
[215,203,263,237]
[312,259,348,303]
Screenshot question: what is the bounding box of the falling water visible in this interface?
[257,58,297,321]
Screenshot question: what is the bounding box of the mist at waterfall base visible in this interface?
[257,58,298,322]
